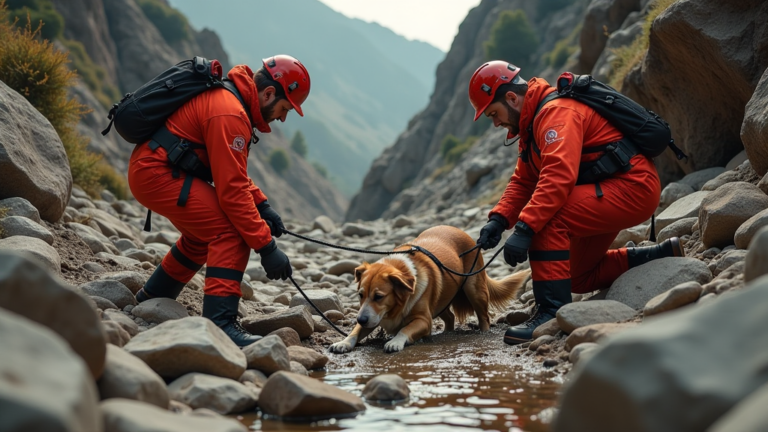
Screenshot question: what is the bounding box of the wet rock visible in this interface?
[266,327,302,347]
[287,346,329,370]
[606,258,712,310]
[101,399,247,432]
[709,380,768,432]
[0,215,54,244]
[312,215,335,233]
[655,191,709,233]
[0,235,61,273]
[363,374,410,402]
[556,300,637,334]
[67,222,119,255]
[699,182,768,248]
[131,298,188,324]
[554,274,768,432]
[124,316,246,380]
[565,323,637,351]
[643,281,703,317]
[79,280,137,309]
[745,226,768,282]
[239,369,268,388]
[569,342,599,365]
[610,224,649,249]
[103,309,140,336]
[99,271,147,294]
[290,361,309,376]
[289,290,343,315]
[658,182,694,212]
[0,251,106,378]
[532,318,561,338]
[342,223,375,237]
[91,295,119,310]
[243,334,291,375]
[679,167,727,191]
[734,208,768,249]
[656,217,697,244]
[0,196,41,223]
[259,371,365,419]
[393,215,414,228]
[743,65,768,176]
[543,358,559,368]
[0,308,100,432]
[326,259,359,276]
[168,373,258,415]
[243,306,314,339]
[104,320,131,346]
[99,345,169,408]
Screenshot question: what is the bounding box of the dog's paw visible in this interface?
[383,335,408,353]
[329,341,354,354]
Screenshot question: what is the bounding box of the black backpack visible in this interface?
[527,73,687,186]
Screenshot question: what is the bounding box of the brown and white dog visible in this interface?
[329,225,530,354]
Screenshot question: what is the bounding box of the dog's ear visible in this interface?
[354,263,370,283]
[388,272,416,294]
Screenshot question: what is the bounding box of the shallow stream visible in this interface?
[238,326,564,432]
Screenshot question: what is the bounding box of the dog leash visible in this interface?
[287,275,349,337]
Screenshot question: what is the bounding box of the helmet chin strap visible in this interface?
[504,133,521,147]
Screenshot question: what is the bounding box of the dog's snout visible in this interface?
[357,315,369,325]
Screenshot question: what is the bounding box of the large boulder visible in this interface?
[655,191,709,233]
[259,372,365,419]
[123,317,246,380]
[0,81,72,222]
[623,0,768,183]
[242,306,315,339]
[742,66,768,176]
[709,380,768,432]
[578,0,641,73]
[553,275,768,432]
[0,250,106,378]
[98,345,169,409]
[699,182,768,248]
[100,399,247,432]
[606,257,712,309]
[0,236,61,274]
[556,300,637,334]
[0,308,101,432]
[167,373,258,415]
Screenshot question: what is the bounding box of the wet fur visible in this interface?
[329,225,531,354]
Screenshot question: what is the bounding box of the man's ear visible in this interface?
[354,263,370,283]
[261,85,276,105]
[388,272,415,294]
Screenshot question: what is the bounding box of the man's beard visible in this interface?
[501,103,521,136]
[260,99,279,122]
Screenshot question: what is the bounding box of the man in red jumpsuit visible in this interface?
[128,55,310,346]
[469,61,683,345]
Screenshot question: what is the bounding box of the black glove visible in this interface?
[477,215,508,250]
[503,221,534,267]
[257,200,285,238]
[257,239,292,280]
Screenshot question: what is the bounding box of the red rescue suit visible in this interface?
[128,65,273,298]
[490,78,661,293]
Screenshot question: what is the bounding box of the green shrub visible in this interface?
[6,0,62,41]
[484,10,539,69]
[62,39,120,108]
[269,148,291,174]
[290,130,308,158]
[444,136,478,165]
[440,134,461,159]
[547,38,577,69]
[94,162,128,200]
[311,161,328,178]
[136,0,190,44]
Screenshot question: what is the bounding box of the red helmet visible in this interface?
[468,61,521,121]
[262,55,311,116]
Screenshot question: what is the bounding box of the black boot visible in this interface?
[504,279,572,345]
[136,264,186,303]
[627,237,684,268]
[202,295,261,348]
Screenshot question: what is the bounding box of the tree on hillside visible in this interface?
[484,10,539,70]
[136,0,190,43]
[269,148,290,174]
[290,130,308,158]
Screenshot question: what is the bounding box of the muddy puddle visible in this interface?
[238,325,564,431]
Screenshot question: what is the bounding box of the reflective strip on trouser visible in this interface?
[130,163,251,298]
[527,156,660,295]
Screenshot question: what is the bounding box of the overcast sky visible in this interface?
[318,0,482,52]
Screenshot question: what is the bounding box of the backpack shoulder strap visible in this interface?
[527,91,560,158]
[221,79,253,125]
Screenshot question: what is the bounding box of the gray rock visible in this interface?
[606,258,712,310]
[702,169,743,192]
[556,300,637,334]
[656,217,697,244]
[0,196,41,223]
[678,167,727,191]
[709,380,768,432]
[760,172,768,195]
[112,200,140,217]
[168,373,258,415]
[564,323,637,352]
[123,247,160,264]
[67,222,118,255]
[530,335,556,351]
[132,298,189,324]
[743,63,768,176]
[362,374,410,402]
[266,327,302,347]
[79,280,137,309]
[655,191,709,233]
[95,252,142,268]
[699,182,768,248]
[124,316,246,380]
[0,235,61,273]
[99,271,147,295]
[610,224,649,249]
[242,335,291,375]
[326,259,359,276]
[83,261,107,273]
[101,399,247,432]
[568,342,599,365]
[735,208,768,249]
[726,150,748,171]
[99,344,169,408]
[0,81,72,222]
[312,215,335,233]
[103,320,132,347]
[91,295,119,310]
[290,290,343,315]
[0,308,100,432]
[302,268,324,282]
[643,281,703,317]
[465,156,495,186]
[658,182,694,212]
[259,371,366,419]
[290,361,309,376]
[0,215,54,244]
[342,223,375,237]
[319,274,348,285]
[144,230,179,247]
[713,250,747,276]
[143,242,170,257]
[0,251,106,378]
[392,215,414,228]
[745,226,768,283]
[324,310,344,323]
[113,238,138,252]
[240,280,254,300]
[554,274,768,432]
[103,309,140,336]
[81,207,137,241]
[244,264,268,283]
[532,318,561,339]
[287,346,329,370]
[239,369,268,388]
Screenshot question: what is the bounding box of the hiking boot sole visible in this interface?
[503,334,532,346]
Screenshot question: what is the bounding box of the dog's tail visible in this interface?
[486,269,531,312]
